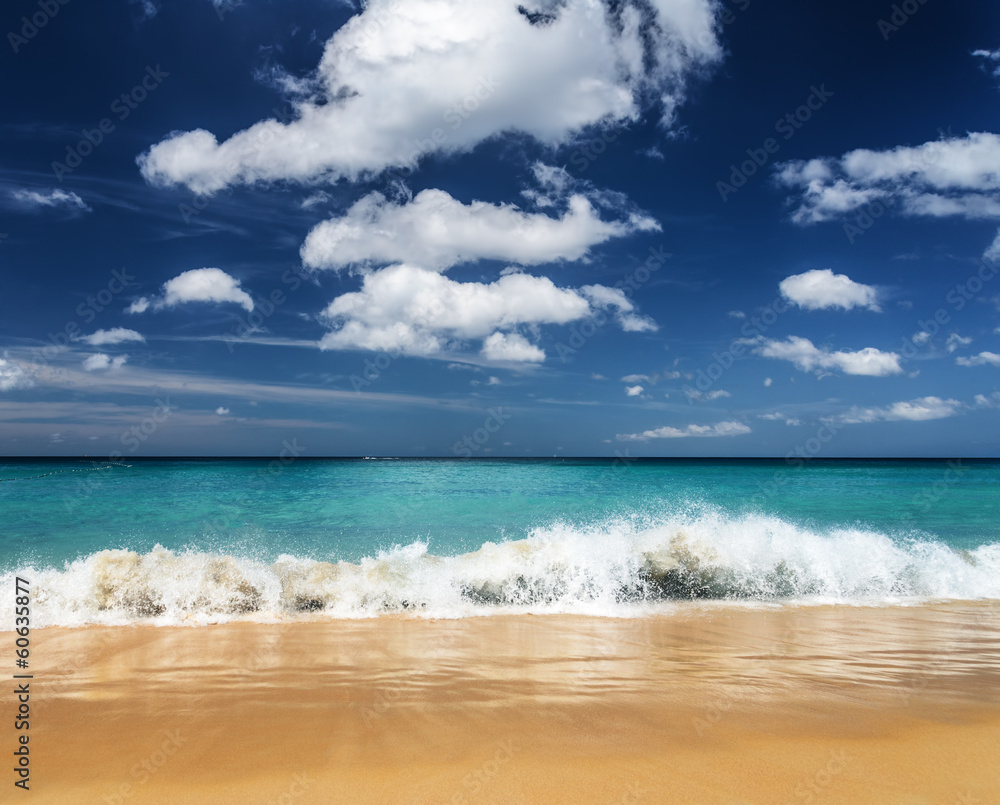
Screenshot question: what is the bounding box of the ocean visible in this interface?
[2,458,999,626]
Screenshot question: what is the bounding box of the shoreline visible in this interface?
[21,602,1000,803]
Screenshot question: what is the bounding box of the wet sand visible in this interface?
[17,602,1000,804]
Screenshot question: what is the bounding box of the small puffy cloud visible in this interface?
[836,396,963,424]
[974,392,1000,407]
[912,331,931,345]
[727,310,746,319]
[9,187,90,213]
[0,358,33,391]
[763,377,773,387]
[301,188,658,272]
[82,354,128,372]
[779,269,880,312]
[126,297,151,314]
[138,0,722,193]
[487,376,501,386]
[158,268,253,312]
[480,331,544,363]
[318,263,650,362]
[78,328,145,346]
[945,333,972,353]
[625,385,644,397]
[618,421,751,441]
[745,336,903,377]
[215,406,230,415]
[957,351,1000,367]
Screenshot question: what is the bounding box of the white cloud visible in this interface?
[0,358,33,391]
[684,388,731,401]
[727,310,746,319]
[480,331,544,363]
[776,132,1000,258]
[974,392,1000,407]
[763,377,773,387]
[778,268,880,311]
[301,188,658,271]
[580,284,657,332]
[10,187,90,212]
[126,297,151,314]
[300,190,331,210]
[912,331,931,345]
[157,268,254,312]
[973,47,1000,77]
[621,374,652,384]
[617,420,751,441]
[78,328,146,346]
[138,0,721,193]
[836,396,963,424]
[957,351,1000,367]
[82,354,128,372]
[986,230,1000,263]
[215,406,230,415]
[625,384,644,397]
[486,376,501,386]
[318,262,650,362]
[945,332,972,353]
[758,412,800,426]
[746,336,902,377]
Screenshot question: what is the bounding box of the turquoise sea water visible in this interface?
[2,458,998,625]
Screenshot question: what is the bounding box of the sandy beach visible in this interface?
[17,602,1000,804]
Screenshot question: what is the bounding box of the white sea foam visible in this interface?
[5,508,999,627]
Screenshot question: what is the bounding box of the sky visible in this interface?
[2,0,1000,457]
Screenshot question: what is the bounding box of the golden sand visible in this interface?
[16,602,1000,804]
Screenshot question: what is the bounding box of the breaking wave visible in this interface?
[5,508,1000,627]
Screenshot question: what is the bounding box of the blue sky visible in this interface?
[2,0,1000,457]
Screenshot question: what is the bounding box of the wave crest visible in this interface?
[6,509,1000,626]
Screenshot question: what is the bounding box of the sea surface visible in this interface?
[2,458,999,626]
